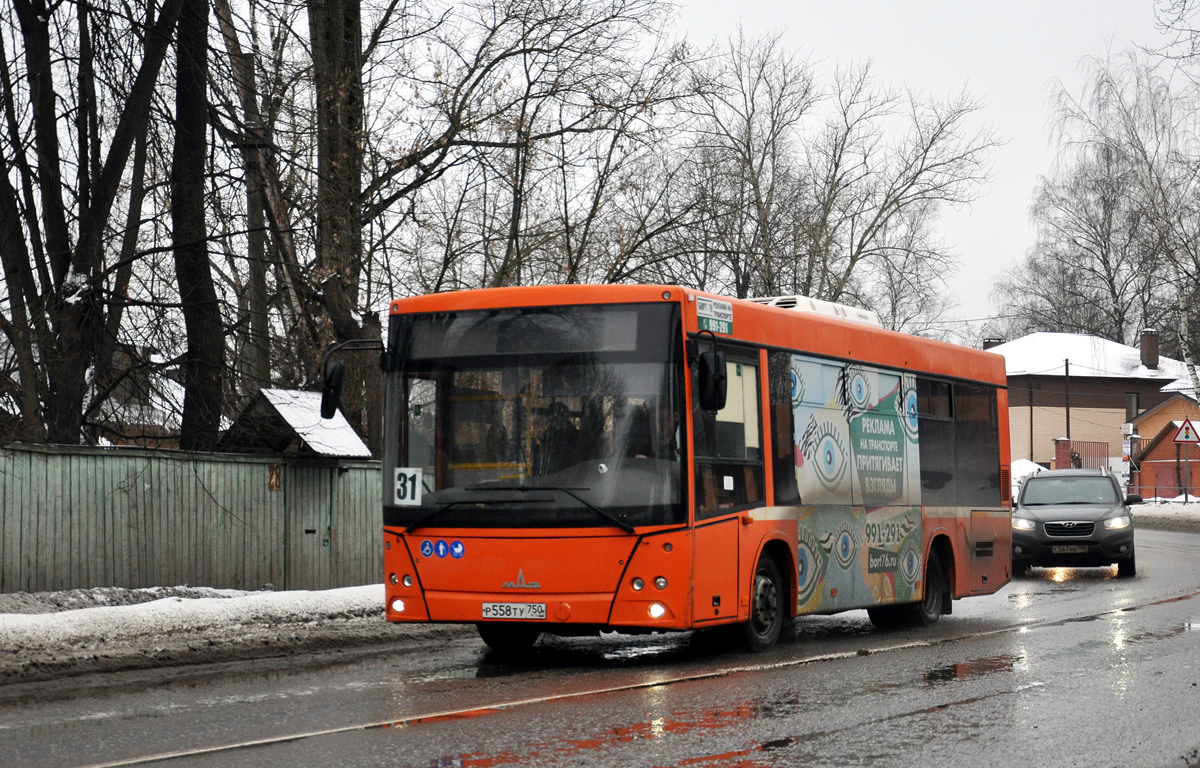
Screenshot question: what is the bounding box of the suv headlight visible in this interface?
[1012,517,1036,531]
[1104,515,1132,530]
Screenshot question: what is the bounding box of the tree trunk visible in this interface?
[308,0,373,449]
[0,173,45,440]
[213,0,272,397]
[173,0,223,450]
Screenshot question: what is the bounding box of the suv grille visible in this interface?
[1045,521,1094,537]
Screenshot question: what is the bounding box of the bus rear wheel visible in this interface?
[476,623,541,654]
[910,549,947,627]
[742,552,785,652]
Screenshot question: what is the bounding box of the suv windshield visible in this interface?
[381,302,686,530]
[1021,476,1119,506]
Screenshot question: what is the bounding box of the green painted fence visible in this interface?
[0,444,382,593]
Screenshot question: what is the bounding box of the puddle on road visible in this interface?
[427,695,792,767]
[1117,623,1199,646]
[420,653,1029,766]
[921,654,1019,686]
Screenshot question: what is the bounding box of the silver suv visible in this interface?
[1011,469,1139,577]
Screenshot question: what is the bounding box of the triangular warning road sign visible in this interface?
[1173,418,1200,444]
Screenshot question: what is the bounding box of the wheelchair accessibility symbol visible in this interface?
[420,540,434,558]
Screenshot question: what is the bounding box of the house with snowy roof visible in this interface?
[985,331,1188,469]
[218,388,371,458]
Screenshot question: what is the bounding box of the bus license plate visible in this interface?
[1052,545,1089,554]
[482,602,546,620]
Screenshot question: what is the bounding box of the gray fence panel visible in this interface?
[285,465,331,591]
[332,466,383,587]
[0,446,380,593]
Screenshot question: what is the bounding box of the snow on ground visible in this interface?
[1130,499,1200,532]
[2,502,1198,687]
[0,584,469,687]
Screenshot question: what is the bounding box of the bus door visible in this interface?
[691,346,764,624]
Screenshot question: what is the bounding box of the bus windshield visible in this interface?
[382,302,686,530]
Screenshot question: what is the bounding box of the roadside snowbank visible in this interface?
[0,584,466,687]
[0,585,382,644]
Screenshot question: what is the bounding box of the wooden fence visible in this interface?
[0,444,382,593]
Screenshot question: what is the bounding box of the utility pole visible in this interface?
[1064,359,1071,441]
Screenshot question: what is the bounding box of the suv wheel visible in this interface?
[1117,548,1137,578]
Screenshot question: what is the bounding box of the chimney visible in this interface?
[982,337,1006,351]
[1140,329,1159,369]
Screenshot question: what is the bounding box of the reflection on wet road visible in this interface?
[4,530,1200,767]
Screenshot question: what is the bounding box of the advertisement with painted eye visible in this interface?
[788,355,925,612]
[789,355,921,508]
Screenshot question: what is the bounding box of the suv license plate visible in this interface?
[1052,544,1089,554]
[482,602,547,620]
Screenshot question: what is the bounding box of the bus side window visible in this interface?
[694,351,764,518]
[916,377,956,506]
[955,384,1001,506]
[768,351,801,505]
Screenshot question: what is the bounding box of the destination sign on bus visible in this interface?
[696,297,734,334]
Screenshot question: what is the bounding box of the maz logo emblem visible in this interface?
[503,569,541,589]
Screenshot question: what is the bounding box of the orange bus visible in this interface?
[341,284,1011,652]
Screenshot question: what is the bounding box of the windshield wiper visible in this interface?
[404,494,554,533]
[470,484,636,534]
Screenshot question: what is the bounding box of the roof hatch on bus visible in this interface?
[748,295,881,326]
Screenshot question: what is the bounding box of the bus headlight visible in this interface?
[403,574,414,587]
[632,577,645,591]
[391,599,406,613]
[654,577,668,590]
[648,603,666,619]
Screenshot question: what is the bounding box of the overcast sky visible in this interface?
[674,1,1171,335]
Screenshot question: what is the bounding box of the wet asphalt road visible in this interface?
[3,528,1200,768]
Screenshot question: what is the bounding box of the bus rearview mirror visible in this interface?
[698,350,727,411]
[320,361,345,420]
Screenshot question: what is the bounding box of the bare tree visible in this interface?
[674,29,817,298]
[1052,52,1200,393]
[993,141,1166,345]
[671,41,996,330]
[800,68,997,326]
[0,0,185,444]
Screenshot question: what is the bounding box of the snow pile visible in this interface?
[0,585,382,649]
[0,584,468,686]
[1134,499,1200,517]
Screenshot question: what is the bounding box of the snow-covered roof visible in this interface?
[1161,376,1197,400]
[260,389,371,458]
[989,332,1186,380]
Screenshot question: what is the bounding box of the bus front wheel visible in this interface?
[476,623,541,654]
[742,552,785,652]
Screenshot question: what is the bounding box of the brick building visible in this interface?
[986,331,1187,469]
[1127,374,1200,498]
[1130,418,1200,499]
